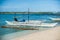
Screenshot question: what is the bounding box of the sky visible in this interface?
[0,0,60,12]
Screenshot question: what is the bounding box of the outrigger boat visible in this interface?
[1,9,58,30]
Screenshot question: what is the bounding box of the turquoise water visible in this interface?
[0,14,60,36]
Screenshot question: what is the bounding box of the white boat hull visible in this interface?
[5,20,42,26]
[49,17,60,21]
[5,20,58,27]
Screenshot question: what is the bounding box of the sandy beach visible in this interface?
[11,27,60,40]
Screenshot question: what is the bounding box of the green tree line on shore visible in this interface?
[0,12,60,14]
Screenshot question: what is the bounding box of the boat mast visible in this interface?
[28,8,29,22]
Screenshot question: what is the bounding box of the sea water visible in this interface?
[0,14,60,36]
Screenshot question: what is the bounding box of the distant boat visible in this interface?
[49,17,60,22]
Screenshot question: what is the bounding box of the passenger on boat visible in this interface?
[14,17,25,22]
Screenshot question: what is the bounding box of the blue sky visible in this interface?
[0,0,60,12]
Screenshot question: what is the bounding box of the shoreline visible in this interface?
[11,27,60,40]
[2,27,60,40]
